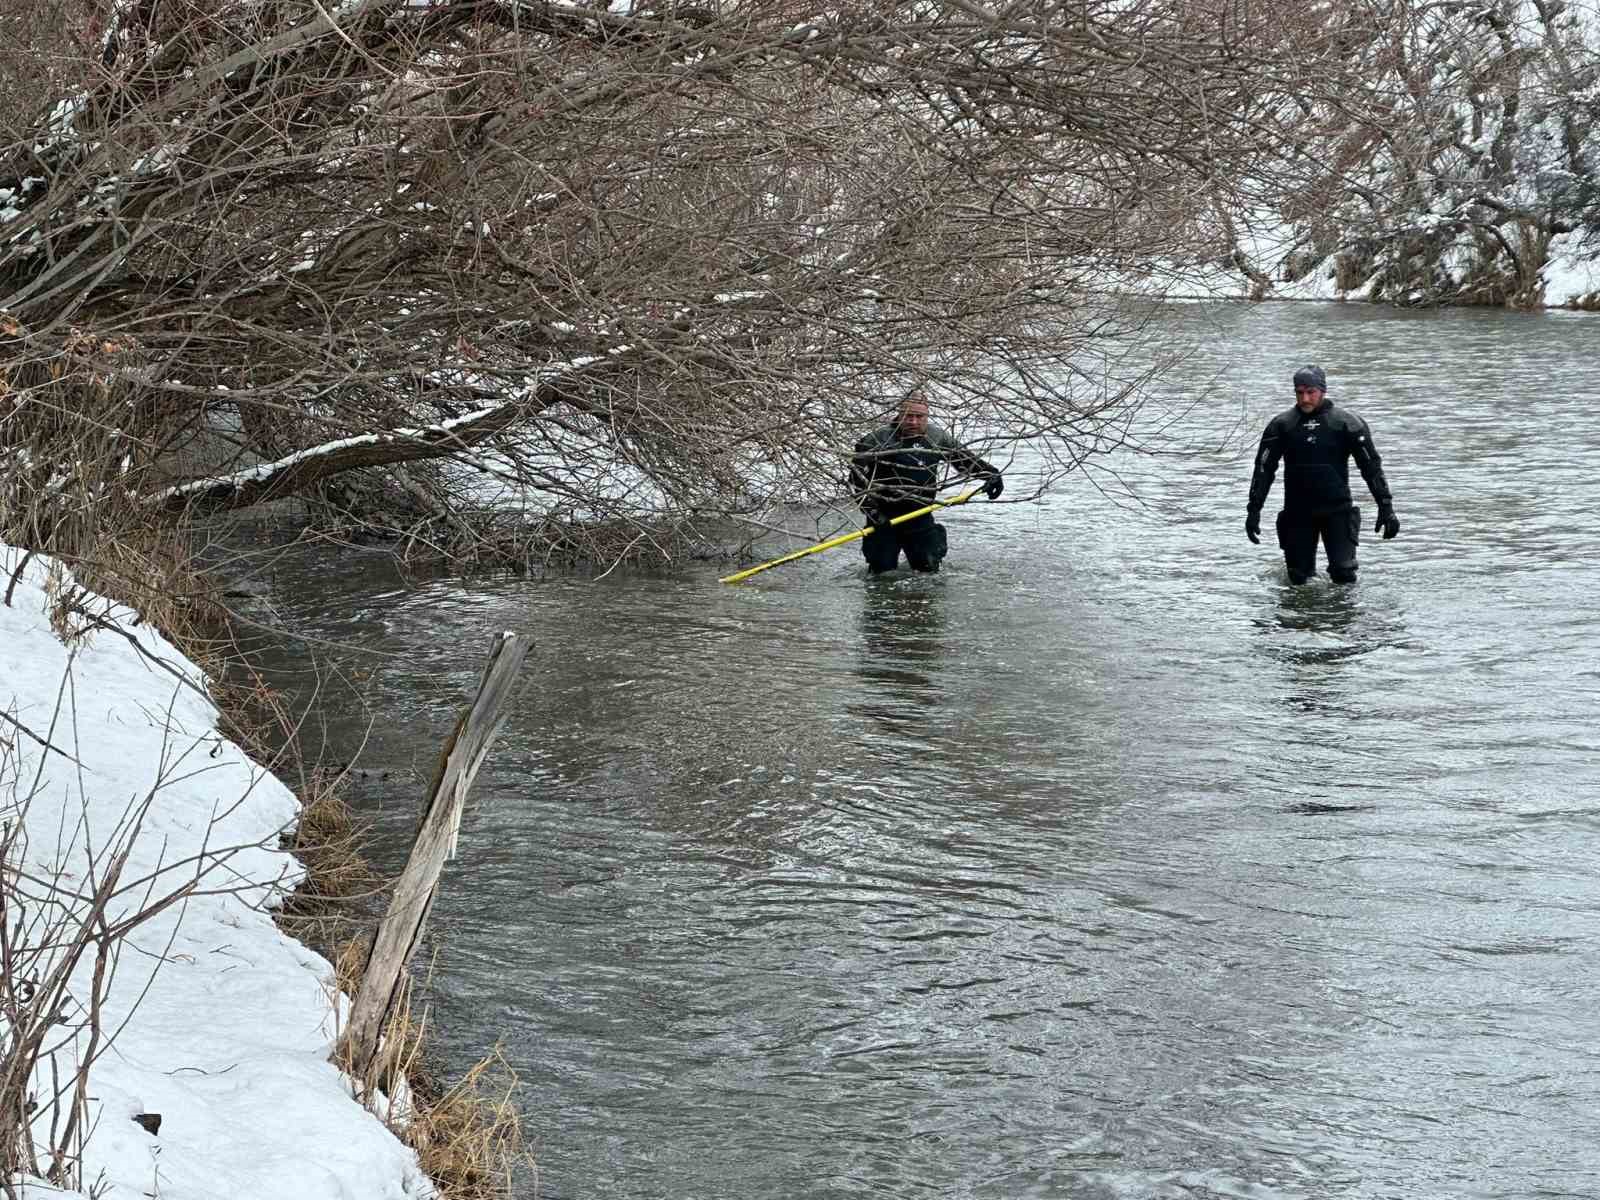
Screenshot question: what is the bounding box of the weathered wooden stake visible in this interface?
[342,631,530,1086]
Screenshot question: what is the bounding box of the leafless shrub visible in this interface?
[1270,0,1600,306]
[0,0,1337,571]
[0,667,296,1197]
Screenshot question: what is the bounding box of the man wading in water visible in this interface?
[1245,365,1401,584]
[850,390,1004,575]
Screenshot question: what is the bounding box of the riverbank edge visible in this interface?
[89,543,526,1199]
[1158,290,1600,310]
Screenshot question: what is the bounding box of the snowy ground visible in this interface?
[0,545,429,1200]
[1158,226,1600,307]
[1541,233,1600,305]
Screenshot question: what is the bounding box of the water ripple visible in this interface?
[250,303,1600,1200]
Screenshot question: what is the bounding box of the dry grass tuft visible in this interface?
[277,767,379,939]
[407,1050,529,1200]
[335,968,530,1200]
[330,935,372,1000]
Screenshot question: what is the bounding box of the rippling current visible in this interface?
[246,302,1600,1199]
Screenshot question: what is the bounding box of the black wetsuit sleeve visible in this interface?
[929,427,997,477]
[1348,418,1393,509]
[1246,419,1283,513]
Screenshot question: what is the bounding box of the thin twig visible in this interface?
[0,712,85,768]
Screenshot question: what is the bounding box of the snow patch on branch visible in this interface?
[147,351,627,505]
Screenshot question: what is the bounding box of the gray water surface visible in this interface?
[250,302,1600,1200]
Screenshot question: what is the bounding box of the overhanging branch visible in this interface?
[146,371,583,517]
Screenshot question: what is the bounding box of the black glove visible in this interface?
[1375,506,1400,540]
[1245,509,1261,544]
[983,471,1004,500]
[862,506,892,534]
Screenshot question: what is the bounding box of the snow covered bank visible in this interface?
[1,545,429,1200]
[1153,226,1600,310]
[1542,236,1600,308]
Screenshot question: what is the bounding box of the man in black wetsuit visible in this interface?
[849,390,1003,574]
[1245,365,1400,584]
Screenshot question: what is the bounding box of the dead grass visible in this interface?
[320,936,371,1002]
[274,767,381,948]
[331,966,531,1200]
[407,1051,529,1200]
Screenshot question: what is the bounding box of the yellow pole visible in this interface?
[719,486,984,584]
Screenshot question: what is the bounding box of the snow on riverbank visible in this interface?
[1543,234,1600,306]
[1,545,428,1200]
[1157,225,1600,308]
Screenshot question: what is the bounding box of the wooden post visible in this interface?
[341,631,530,1086]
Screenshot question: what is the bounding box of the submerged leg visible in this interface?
[861,524,902,574]
[1323,507,1360,584]
[902,518,948,573]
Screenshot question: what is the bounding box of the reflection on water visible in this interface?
[852,577,947,728]
[1247,580,1419,725]
[1273,576,1359,631]
[243,303,1600,1200]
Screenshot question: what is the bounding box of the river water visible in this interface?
[244,302,1600,1199]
